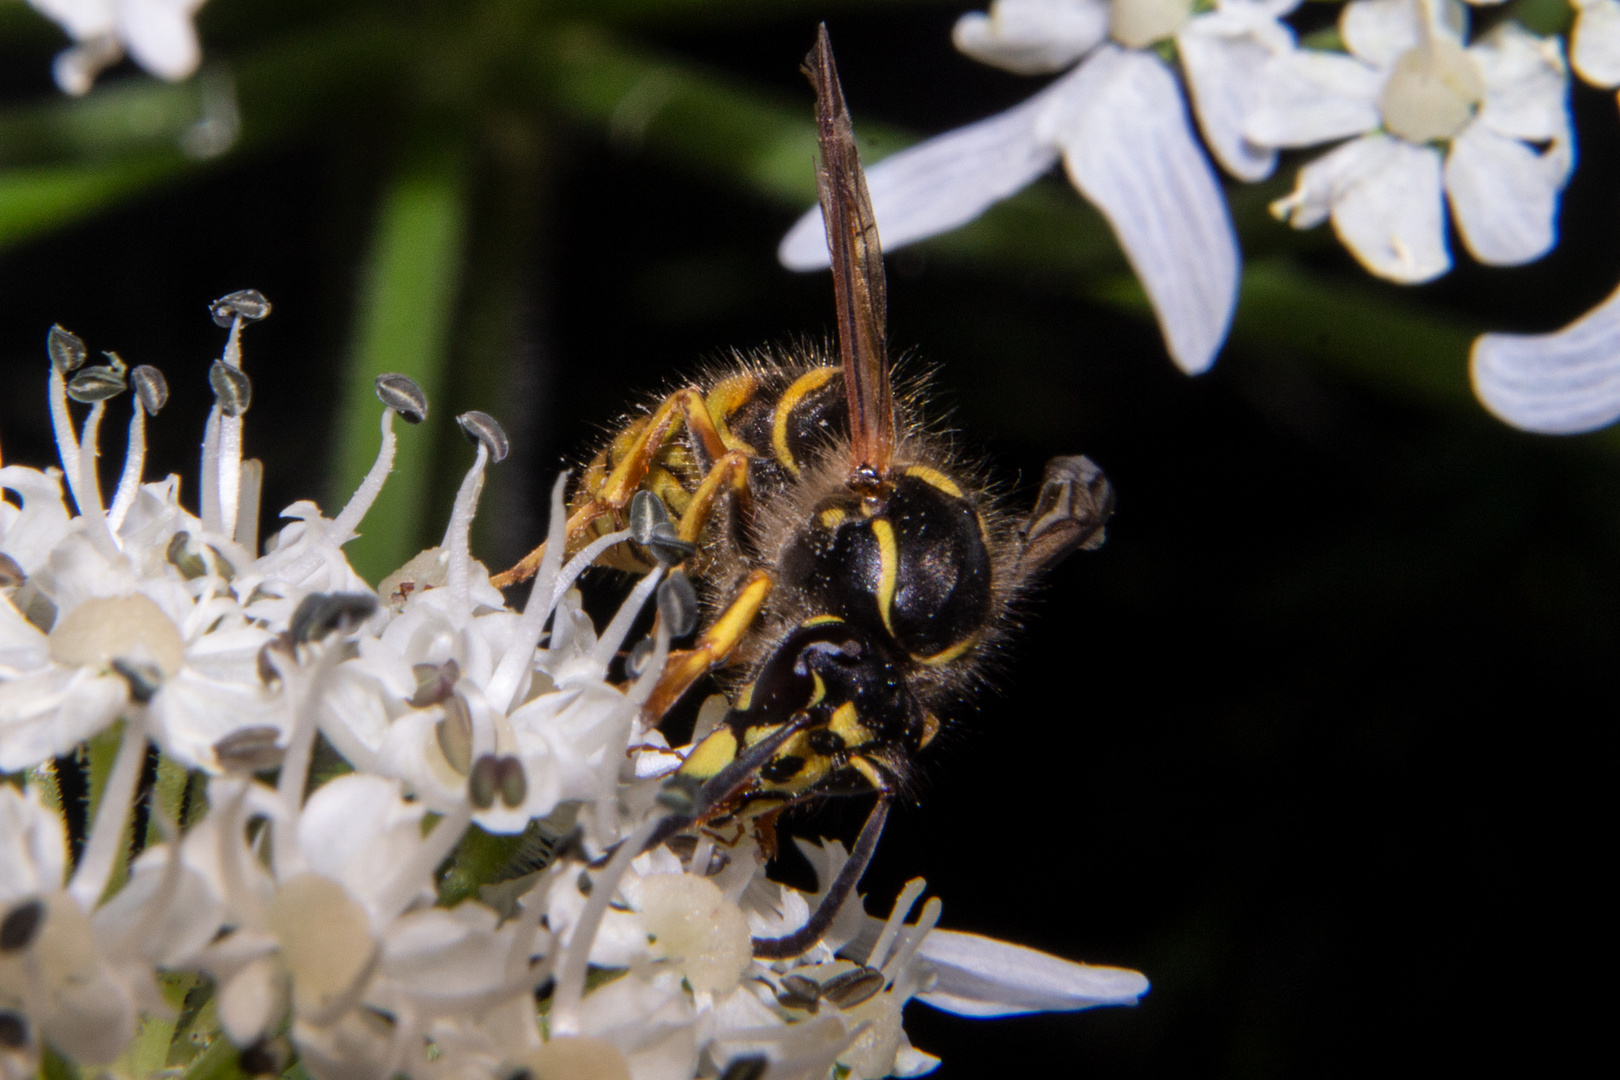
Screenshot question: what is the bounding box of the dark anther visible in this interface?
[210,289,272,327]
[628,491,697,566]
[0,899,44,953]
[469,754,502,810]
[819,965,886,1008]
[375,373,428,424]
[457,411,509,463]
[131,365,169,415]
[66,362,129,403]
[215,727,285,773]
[576,870,594,896]
[505,1070,536,1080]
[0,1010,28,1049]
[256,635,292,688]
[47,325,86,374]
[655,773,703,815]
[718,1055,769,1080]
[435,695,474,776]
[410,658,461,707]
[209,361,252,418]
[289,592,378,644]
[167,532,207,580]
[111,657,164,703]
[657,570,699,638]
[0,553,24,588]
[237,1035,289,1077]
[776,973,822,1011]
[626,636,657,679]
[495,756,527,809]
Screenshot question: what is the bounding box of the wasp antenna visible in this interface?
[804,23,895,481]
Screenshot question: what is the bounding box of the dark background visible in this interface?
[2,5,1614,1077]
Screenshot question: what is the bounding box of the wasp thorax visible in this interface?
[780,468,992,664]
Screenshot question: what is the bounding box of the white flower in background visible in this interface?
[1470,278,1620,433]
[780,0,1304,375]
[1246,0,1573,283]
[28,0,209,96]
[1571,0,1620,97]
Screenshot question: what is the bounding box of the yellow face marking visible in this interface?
[904,465,963,498]
[869,517,899,638]
[818,507,847,530]
[679,727,737,781]
[848,755,886,791]
[917,712,941,749]
[914,634,978,666]
[802,614,844,628]
[808,671,827,708]
[771,367,839,476]
[828,702,869,747]
[734,680,755,711]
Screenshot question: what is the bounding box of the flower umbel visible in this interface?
[0,292,1147,1079]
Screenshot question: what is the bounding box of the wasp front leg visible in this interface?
[493,388,730,588]
[642,568,772,725]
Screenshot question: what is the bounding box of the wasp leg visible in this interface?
[642,569,773,724]
[642,713,812,853]
[751,794,891,960]
[673,450,751,545]
[494,388,730,588]
[1016,455,1116,576]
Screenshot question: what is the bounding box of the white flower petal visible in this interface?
[1573,0,1620,87]
[27,0,116,40]
[952,0,1110,74]
[1471,279,1620,433]
[1243,49,1383,148]
[916,929,1149,1017]
[1341,0,1428,69]
[1177,6,1298,179]
[1276,134,1449,282]
[1445,122,1566,267]
[0,466,73,574]
[1471,21,1571,143]
[0,785,67,902]
[116,0,205,81]
[296,774,427,912]
[779,86,1062,271]
[0,668,127,771]
[1049,46,1239,373]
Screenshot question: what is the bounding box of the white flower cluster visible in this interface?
[2,294,1146,1080]
[779,0,1615,430]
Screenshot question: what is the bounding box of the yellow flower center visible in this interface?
[1380,38,1485,143]
[1109,0,1194,49]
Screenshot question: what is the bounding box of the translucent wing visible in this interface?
[804,24,895,478]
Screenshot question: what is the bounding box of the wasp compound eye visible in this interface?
[457,411,509,462]
[375,373,427,424]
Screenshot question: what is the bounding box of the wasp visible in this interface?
[495,26,1113,956]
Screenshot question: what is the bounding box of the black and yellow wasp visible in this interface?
[496,26,1113,956]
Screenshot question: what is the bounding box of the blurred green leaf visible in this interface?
[334,135,470,583]
[0,155,184,250]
